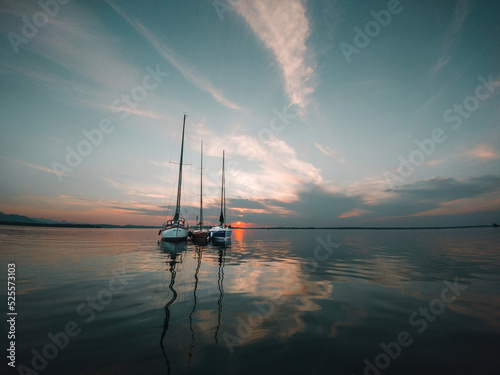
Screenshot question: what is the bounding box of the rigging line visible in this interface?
[163,119,184,223]
[179,115,193,223]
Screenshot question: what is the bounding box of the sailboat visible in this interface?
[191,141,208,243]
[159,114,190,242]
[209,151,231,242]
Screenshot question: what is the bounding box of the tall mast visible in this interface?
[219,150,225,226]
[173,114,186,223]
[199,141,203,230]
[223,151,226,226]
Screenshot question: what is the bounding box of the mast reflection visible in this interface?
[158,241,227,372]
[214,246,226,344]
[159,241,186,375]
[188,246,202,367]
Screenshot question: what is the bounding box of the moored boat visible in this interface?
[209,150,231,243]
[191,141,208,244]
[159,114,189,242]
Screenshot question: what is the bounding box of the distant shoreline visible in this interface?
[1,222,496,230]
[0,221,102,228]
[0,221,156,229]
[232,225,496,230]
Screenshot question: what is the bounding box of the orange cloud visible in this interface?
[339,208,371,218]
[464,143,500,162]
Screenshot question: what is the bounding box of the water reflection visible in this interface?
[159,241,186,374]
[158,241,228,373]
[151,229,500,375]
[188,246,202,367]
[3,226,499,374]
[215,247,226,344]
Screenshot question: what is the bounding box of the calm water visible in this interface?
[1,226,500,374]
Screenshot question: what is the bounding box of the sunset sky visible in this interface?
[1,0,499,227]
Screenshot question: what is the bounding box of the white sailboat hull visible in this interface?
[209,226,232,242]
[160,226,189,242]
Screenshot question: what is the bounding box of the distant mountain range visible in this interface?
[0,212,156,228]
[0,212,53,224]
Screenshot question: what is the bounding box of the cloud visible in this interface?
[4,64,95,97]
[432,0,472,73]
[1,1,175,123]
[343,173,395,206]
[5,63,173,125]
[327,175,500,226]
[425,159,445,167]
[3,1,143,91]
[226,186,361,226]
[338,208,371,219]
[368,175,500,223]
[314,142,347,164]
[409,194,500,218]
[314,142,333,156]
[99,125,326,221]
[105,0,242,111]
[235,0,316,111]
[463,143,500,162]
[388,176,500,201]
[189,124,324,204]
[0,155,63,176]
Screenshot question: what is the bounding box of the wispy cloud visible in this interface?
[338,208,371,219]
[314,142,333,156]
[235,0,316,111]
[105,0,242,111]
[409,194,500,218]
[343,173,395,206]
[463,143,500,162]
[425,159,445,167]
[432,0,472,73]
[0,155,63,176]
[7,63,172,123]
[6,3,143,91]
[1,0,161,118]
[314,142,347,164]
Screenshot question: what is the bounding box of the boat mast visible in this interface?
[219,151,225,226]
[223,151,226,226]
[199,141,204,230]
[173,114,186,223]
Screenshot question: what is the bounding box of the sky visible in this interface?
[0,0,499,227]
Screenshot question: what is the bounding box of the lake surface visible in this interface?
[1,226,499,374]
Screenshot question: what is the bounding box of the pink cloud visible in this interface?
[464,143,500,162]
[339,208,371,218]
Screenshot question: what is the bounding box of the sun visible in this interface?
[236,222,241,225]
